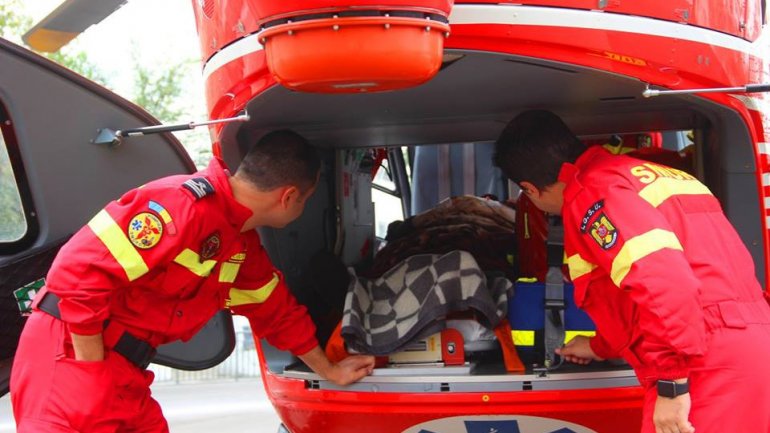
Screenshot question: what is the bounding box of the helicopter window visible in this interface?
[372,157,404,239]
[0,102,36,253]
[373,158,397,192]
[0,123,26,243]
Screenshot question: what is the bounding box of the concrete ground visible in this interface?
[0,379,281,433]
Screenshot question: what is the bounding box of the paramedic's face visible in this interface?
[521,181,565,215]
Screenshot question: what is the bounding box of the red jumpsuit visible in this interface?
[11,158,317,433]
[560,146,770,433]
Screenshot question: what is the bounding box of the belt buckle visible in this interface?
[545,298,566,310]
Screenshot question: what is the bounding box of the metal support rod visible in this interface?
[93,112,251,147]
[643,84,770,98]
[116,112,250,137]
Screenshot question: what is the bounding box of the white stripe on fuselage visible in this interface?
[202,4,761,82]
[449,4,756,53]
[202,33,265,81]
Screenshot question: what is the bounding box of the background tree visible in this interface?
[0,143,25,242]
[0,0,107,83]
[0,1,211,240]
[0,0,197,127]
[0,0,27,39]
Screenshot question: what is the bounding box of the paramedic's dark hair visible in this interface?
[236,129,321,193]
[493,110,586,190]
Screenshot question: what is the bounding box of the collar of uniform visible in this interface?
[202,158,253,231]
[558,146,608,204]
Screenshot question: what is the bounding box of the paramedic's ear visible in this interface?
[280,186,299,208]
[519,181,539,198]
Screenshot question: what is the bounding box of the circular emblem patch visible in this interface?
[128,212,164,249]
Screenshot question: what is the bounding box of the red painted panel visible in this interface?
[193,0,764,83]
[453,1,762,41]
[201,22,761,120]
[252,0,453,21]
[261,370,644,433]
[203,48,275,138]
[445,23,754,89]
[195,2,770,284]
[193,0,453,66]
[192,0,262,63]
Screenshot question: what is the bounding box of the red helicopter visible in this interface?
[4,0,770,432]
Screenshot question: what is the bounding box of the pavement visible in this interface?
[0,379,282,433]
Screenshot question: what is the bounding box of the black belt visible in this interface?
[37,291,157,370]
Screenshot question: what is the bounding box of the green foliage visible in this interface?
[0,0,31,44]
[133,58,186,123]
[47,50,109,85]
[0,0,108,85]
[0,0,210,169]
[0,0,28,237]
[0,141,26,242]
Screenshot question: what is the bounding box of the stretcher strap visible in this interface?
[493,319,525,373]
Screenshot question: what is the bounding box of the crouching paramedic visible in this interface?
[493,110,770,433]
[10,130,376,433]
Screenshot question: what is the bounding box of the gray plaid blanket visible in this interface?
[341,250,511,355]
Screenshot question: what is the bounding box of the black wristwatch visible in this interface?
[657,380,689,398]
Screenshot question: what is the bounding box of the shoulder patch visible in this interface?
[148,200,176,236]
[580,200,604,233]
[200,232,222,260]
[182,177,215,200]
[589,213,618,250]
[128,212,164,249]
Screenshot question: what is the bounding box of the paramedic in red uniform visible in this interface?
[494,110,770,433]
[10,130,376,433]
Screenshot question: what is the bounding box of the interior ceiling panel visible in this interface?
[221,50,705,164]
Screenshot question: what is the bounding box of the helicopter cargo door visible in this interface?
[0,37,234,395]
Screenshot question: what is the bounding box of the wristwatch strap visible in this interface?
[657,380,689,398]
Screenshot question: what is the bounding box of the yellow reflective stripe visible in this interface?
[228,273,280,307]
[219,262,241,283]
[638,178,712,208]
[516,277,538,283]
[512,330,596,346]
[603,144,635,155]
[173,249,217,277]
[610,229,683,286]
[567,254,597,281]
[511,330,535,346]
[87,210,149,281]
[565,330,596,344]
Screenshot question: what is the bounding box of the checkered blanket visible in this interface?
[341,250,511,355]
